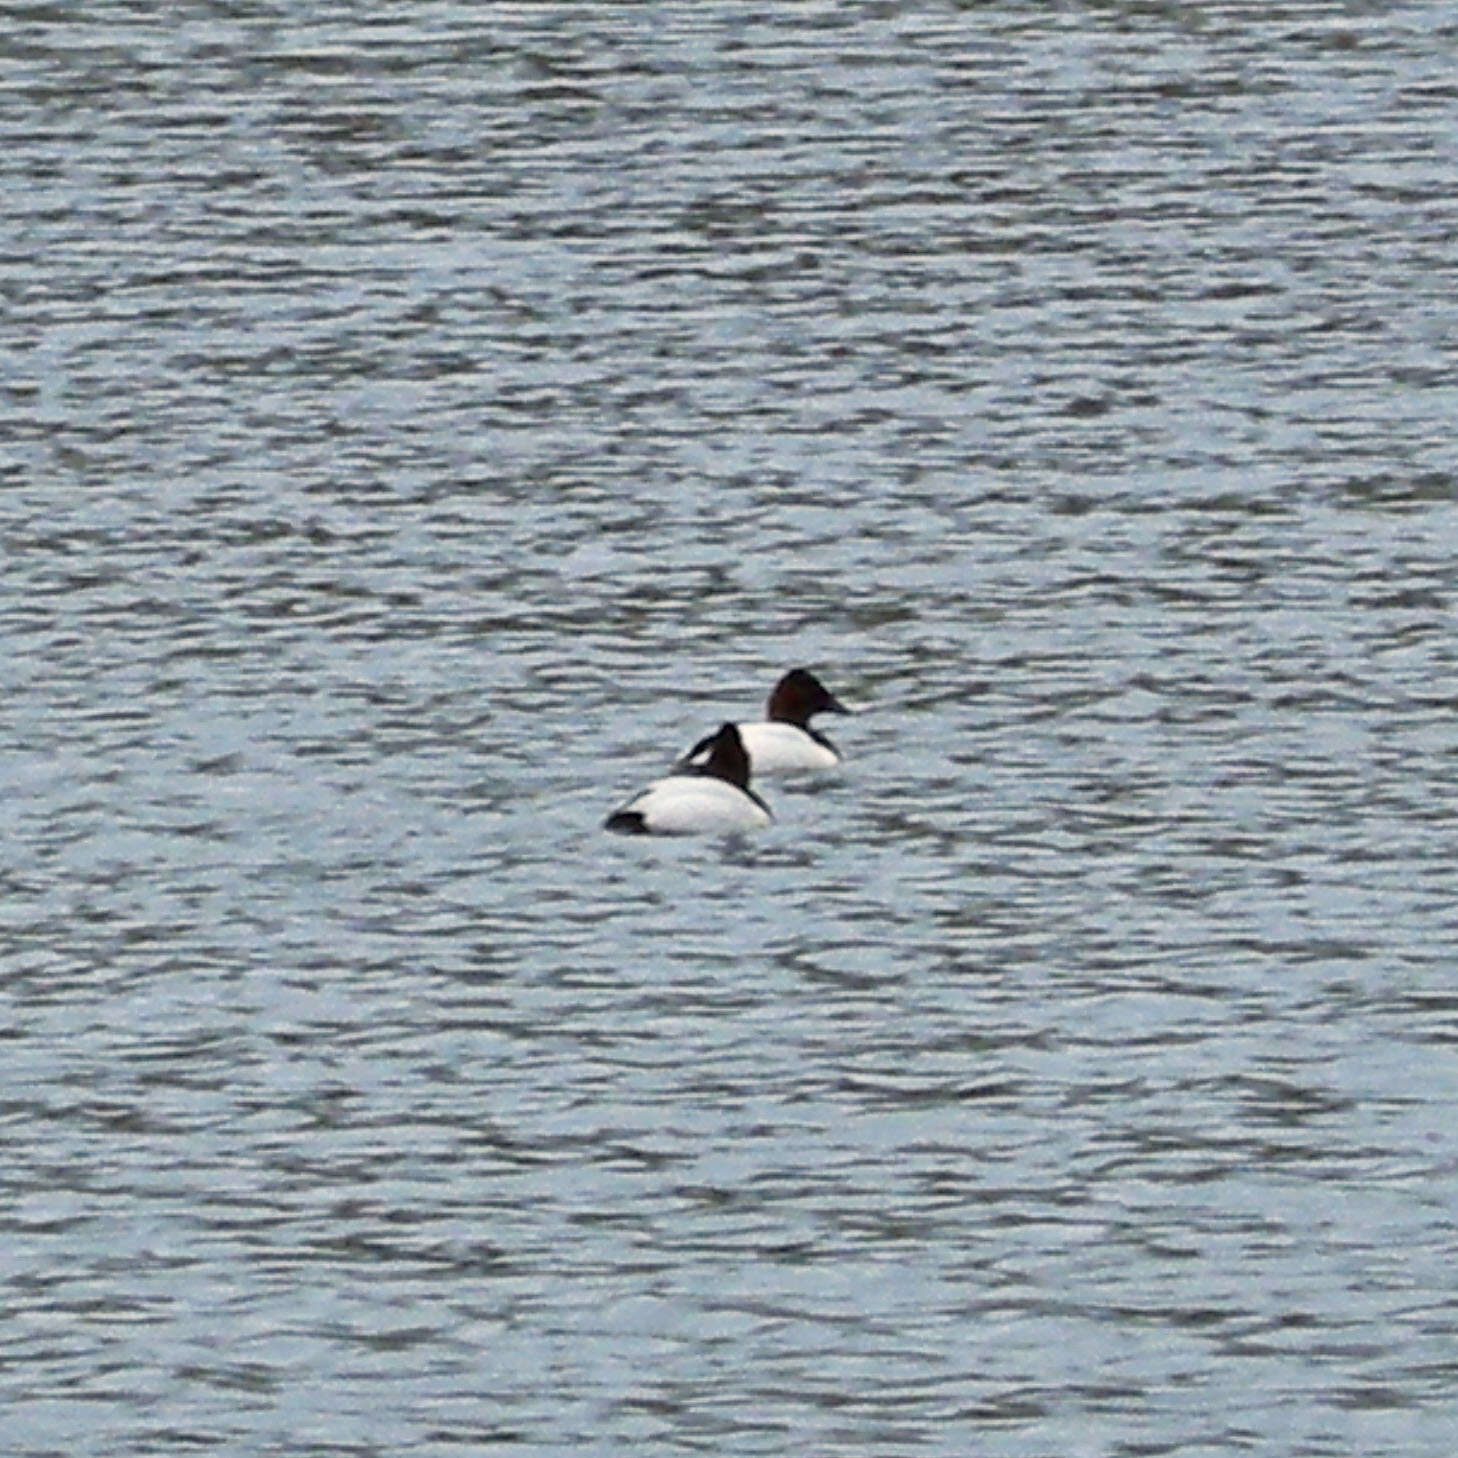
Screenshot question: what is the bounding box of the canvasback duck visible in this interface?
[681,668,850,775]
[605,722,773,835]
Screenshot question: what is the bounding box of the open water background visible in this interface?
[4,2,1458,1454]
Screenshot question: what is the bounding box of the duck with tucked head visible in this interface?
[680,668,850,776]
[605,722,773,835]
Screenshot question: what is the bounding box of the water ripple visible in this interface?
[4,2,1458,1455]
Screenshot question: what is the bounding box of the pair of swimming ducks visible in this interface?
[605,668,849,835]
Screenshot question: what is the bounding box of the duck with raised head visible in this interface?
[680,668,850,776]
[606,722,773,835]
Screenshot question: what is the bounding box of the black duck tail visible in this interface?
[604,810,649,835]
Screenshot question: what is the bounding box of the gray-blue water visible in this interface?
[4,3,1458,1454]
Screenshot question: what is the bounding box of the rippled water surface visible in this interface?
[5,3,1458,1454]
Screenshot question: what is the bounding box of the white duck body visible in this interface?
[607,772,772,835]
[606,722,772,836]
[734,718,841,773]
